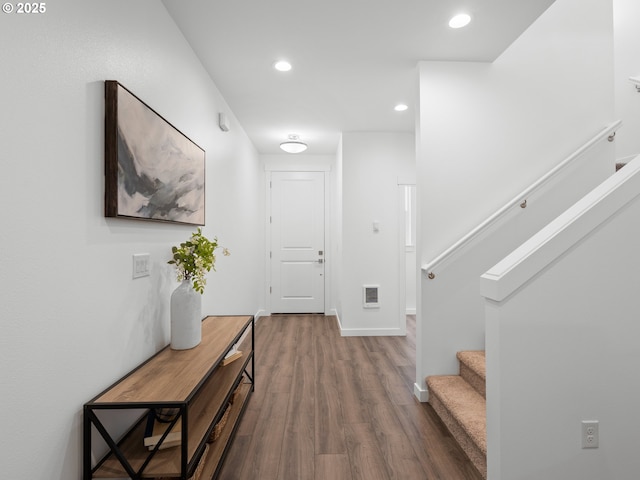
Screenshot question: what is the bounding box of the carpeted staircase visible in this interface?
[426,351,486,479]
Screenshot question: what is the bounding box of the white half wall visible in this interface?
[340,132,415,335]
[482,156,640,479]
[0,2,263,479]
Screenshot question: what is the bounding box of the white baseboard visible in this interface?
[254,309,267,322]
[330,310,342,332]
[340,327,405,337]
[414,383,429,402]
[335,310,406,336]
[405,308,416,315]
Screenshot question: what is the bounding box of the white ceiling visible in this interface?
[162,0,555,155]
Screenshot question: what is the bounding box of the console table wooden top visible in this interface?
[91,315,253,404]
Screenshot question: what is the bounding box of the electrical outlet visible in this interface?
[133,253,150,279]
[581,420,599,449]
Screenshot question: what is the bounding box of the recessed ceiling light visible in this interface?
[274,60,292,72]
[394,104,409,112]
[449,13,471,29]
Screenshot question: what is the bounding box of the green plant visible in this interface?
[168,228,230,294]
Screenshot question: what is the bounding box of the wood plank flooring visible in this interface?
[218,314,483,480]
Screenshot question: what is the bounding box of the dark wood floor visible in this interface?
[218,314,483,480]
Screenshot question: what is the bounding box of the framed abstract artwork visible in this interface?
[104,81,205,225]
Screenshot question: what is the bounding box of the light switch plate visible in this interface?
[133,253,150,278]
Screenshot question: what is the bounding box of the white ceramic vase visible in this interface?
[170,279,202,350]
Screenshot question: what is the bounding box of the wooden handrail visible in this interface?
[422,120,622,278]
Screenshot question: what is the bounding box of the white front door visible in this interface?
[270,171,325,313]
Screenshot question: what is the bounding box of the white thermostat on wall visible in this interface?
[363,285,380,308]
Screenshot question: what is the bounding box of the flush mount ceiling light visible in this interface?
[274,60,292,72]
[394,103,409,112]
[449,13,471,28]
[280,134,308,153]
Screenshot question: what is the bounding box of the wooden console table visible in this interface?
[83,315,254,479]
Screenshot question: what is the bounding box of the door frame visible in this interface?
[397,181,416,337]
[265,165,331,315]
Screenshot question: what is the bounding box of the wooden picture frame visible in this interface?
[104,81,205,225]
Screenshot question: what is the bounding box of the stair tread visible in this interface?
[427,375,486,455]
[456,351,485,380]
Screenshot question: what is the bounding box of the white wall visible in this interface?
[416,0,614,395]
[613,0,640,161]
[0,1,263,479]
[261,154,335,172]
[340,132,415,335]
[419,0,614,263]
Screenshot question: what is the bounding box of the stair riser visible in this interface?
[459,363,486,399]
[429,391,487,479]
